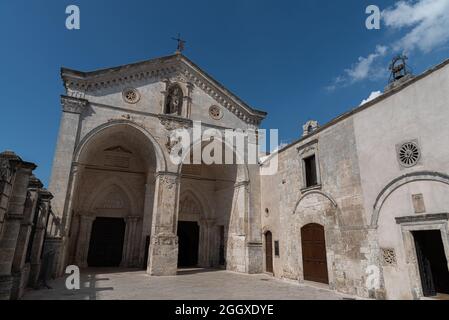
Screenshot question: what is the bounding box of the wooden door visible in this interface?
[301,223,328,284]
[87,217,125,267]
[265,231,273,273]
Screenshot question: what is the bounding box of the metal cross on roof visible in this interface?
[172,33,186,53]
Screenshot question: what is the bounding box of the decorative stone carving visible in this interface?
[104,146,132,154]
[122,88,140,104]
[179,194,201,216]
[396,140,421,168]
[209,105,223,120]
[157,174,178,190]
[98,192,125,209]
[158,115,192,131]
[152,233,178,245]
[381,248,397,266]
[165,135,182,153]
[297,144,316,156]
[60,95,88,114]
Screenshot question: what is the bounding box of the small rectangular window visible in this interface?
[304,154,318,187]
[274,241,280,257]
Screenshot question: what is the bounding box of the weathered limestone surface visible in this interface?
[0,152,37,300]
[41,53,449,300]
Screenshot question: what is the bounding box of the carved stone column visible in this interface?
[147,172,180,276]
[121,216,140,267]
[74,215,95,268]
[27,190,53,288]
[0,151,36,300]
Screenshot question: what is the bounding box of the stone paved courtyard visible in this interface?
[21,268,355,300]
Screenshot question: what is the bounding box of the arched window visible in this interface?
[165,84,183,115]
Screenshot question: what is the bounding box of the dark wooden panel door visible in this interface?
[177,221,199,267]
[265,231,273,273]
[301,223,329,284]
[87,217,125,267]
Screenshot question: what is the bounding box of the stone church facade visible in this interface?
[1,53,448,300]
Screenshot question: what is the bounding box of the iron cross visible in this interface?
[172,33,186,53]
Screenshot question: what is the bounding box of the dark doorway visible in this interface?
[219,225,226,266]
[301,223,329,284]
[413,230,449,296]
[143,235,151,270]
[265,231,274,273]
[177,221,199,267]
[87,217,126,267]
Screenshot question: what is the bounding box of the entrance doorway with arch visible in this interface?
[67,123,159,269]
[301,223,329,284]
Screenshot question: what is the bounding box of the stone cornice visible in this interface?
[61,54,266,126]
[157,114,193,131]
[61,95,88,114]
[38,188,53,201]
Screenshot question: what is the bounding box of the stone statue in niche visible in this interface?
[165,85,183,115]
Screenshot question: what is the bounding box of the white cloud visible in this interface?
[383,0,449,53]
[360,91,383,105]
[345,45,388,83]
[326,45,388,91]
[327,0,449,91]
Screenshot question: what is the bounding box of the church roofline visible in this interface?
[275,57,449,156]
[61,53,267,122]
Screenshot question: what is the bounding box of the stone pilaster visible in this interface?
[226,181,249,273]
[147,172,180,276]
[48,96,87,275]
[55,163,80,275]
[74,215,95,268]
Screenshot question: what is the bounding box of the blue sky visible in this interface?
[1,0,448,186]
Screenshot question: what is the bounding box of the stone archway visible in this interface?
[176,139,251,272]
[66,122,160,269]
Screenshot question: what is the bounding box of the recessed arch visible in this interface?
[178,189,205,220]
[371,171,449,227]
[73,119,167,172]
[176,137,250,184]
[293,190,338,214]
[86,179,134,216]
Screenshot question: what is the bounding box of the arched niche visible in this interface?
[371,171,449,227]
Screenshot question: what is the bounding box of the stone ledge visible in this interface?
[395,213,449,224]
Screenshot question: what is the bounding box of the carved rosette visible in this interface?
[61,95,88,114]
